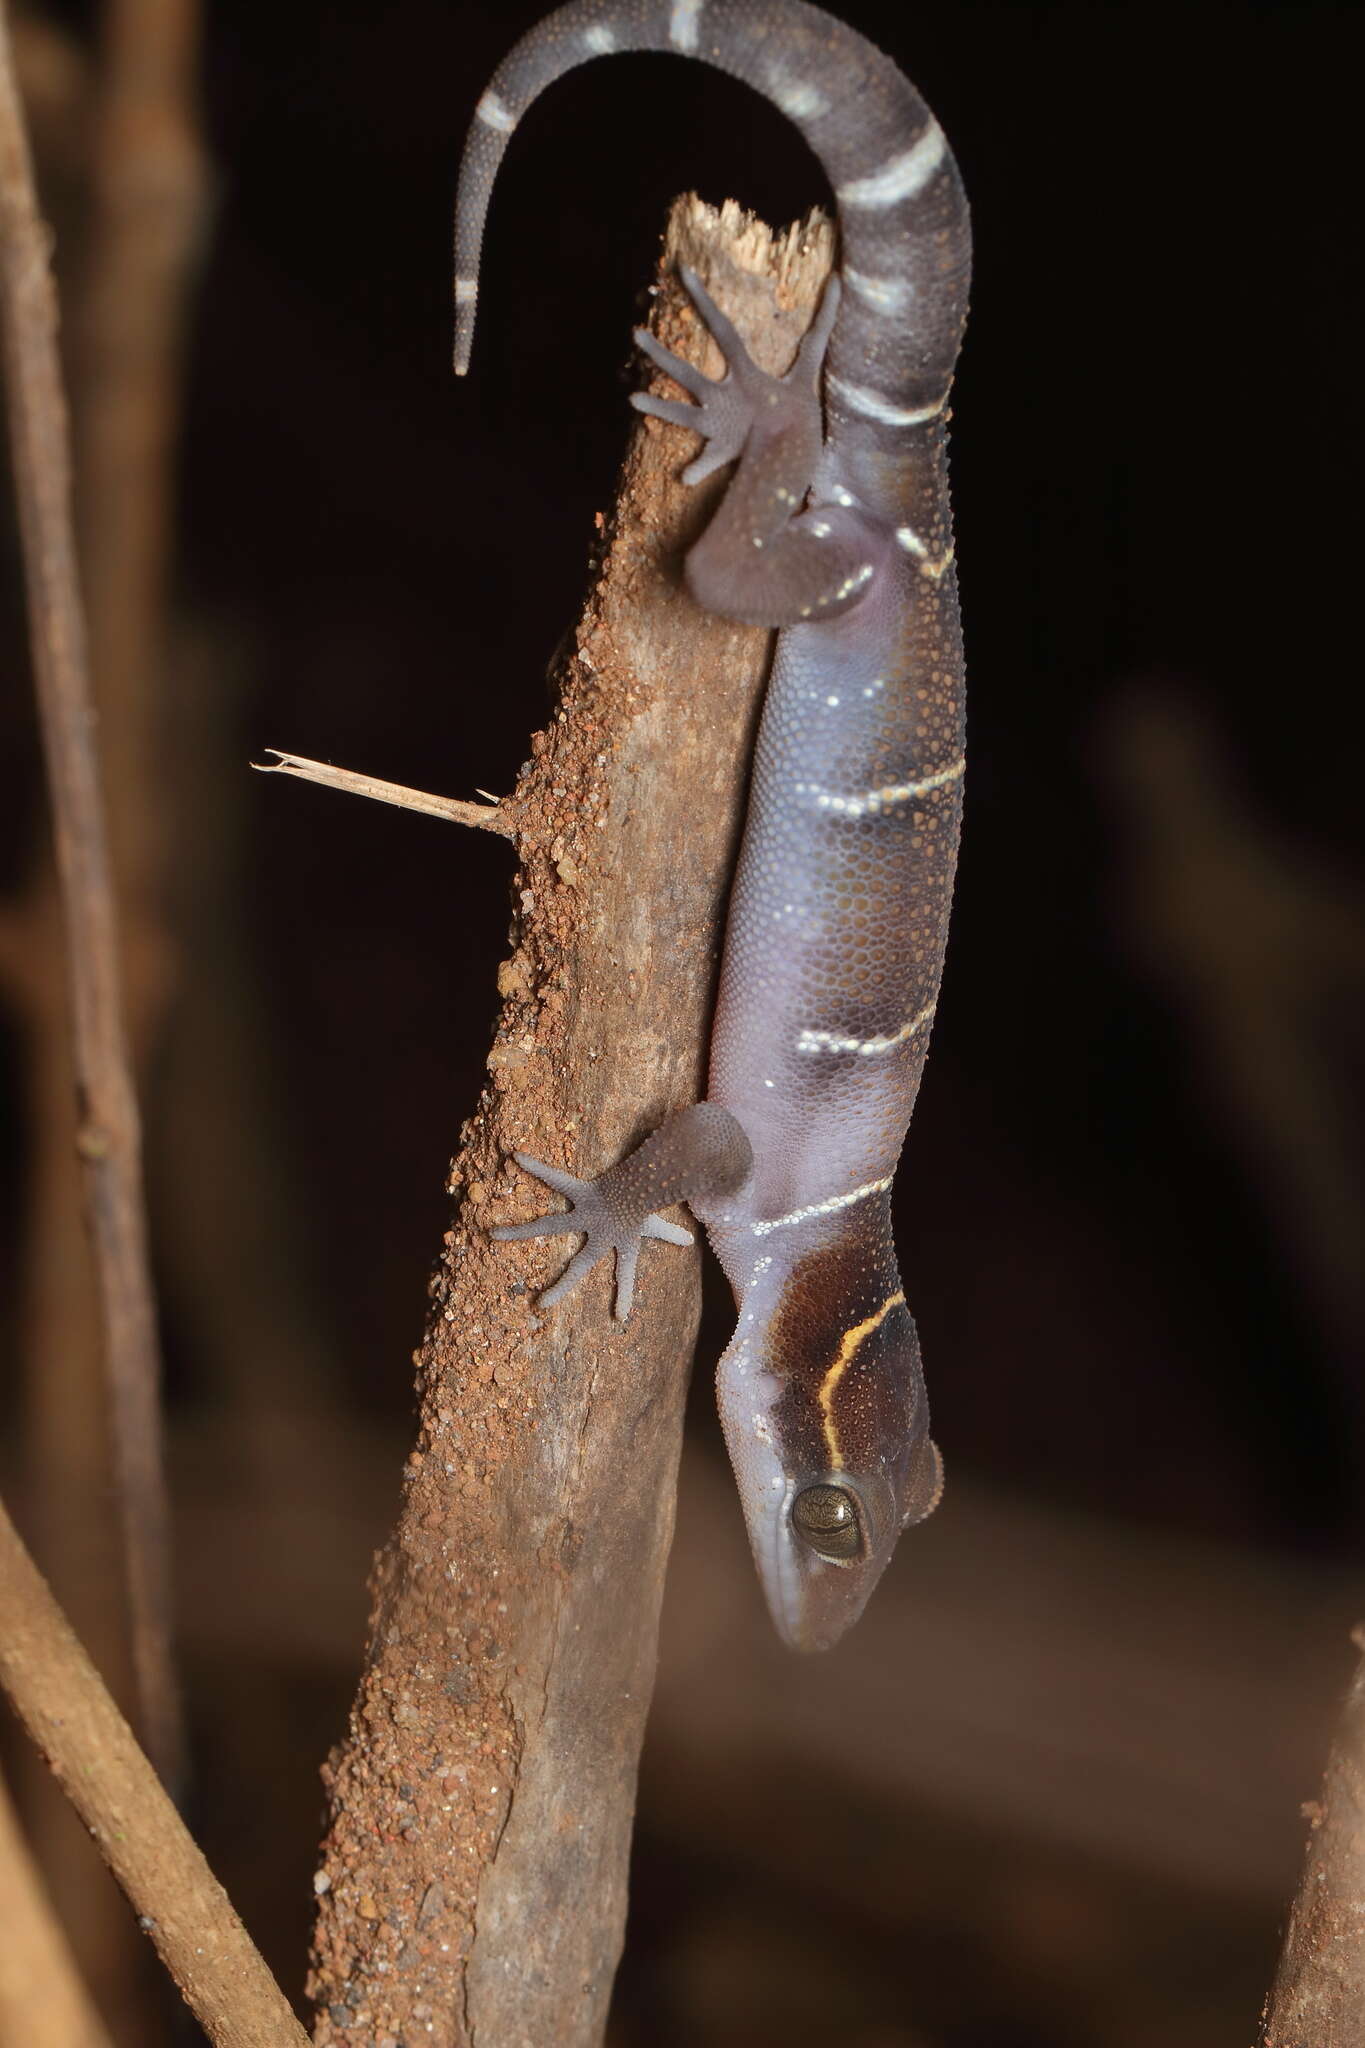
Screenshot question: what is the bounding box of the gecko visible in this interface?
[454,0,971,1651]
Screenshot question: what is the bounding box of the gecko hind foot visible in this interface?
[631,265,841,487]
[492,1151,693,1322]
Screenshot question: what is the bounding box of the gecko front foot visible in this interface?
[631,264,840,486]
[492,1104,752,1322]
[492,1153,694,1322]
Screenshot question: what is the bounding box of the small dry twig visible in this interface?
[0,1492,308,2048]
[0,0,177,1781]
[253,749,515,836]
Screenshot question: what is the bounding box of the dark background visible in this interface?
[2,3,1361,2044]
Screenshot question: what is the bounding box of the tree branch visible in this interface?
[304,198,834,2047]
[1260,1631,1365,2048]
[0,1492,308,2048]
[76,0,207,814]
[0,0,177,1782]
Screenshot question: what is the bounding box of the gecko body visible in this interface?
[456,0,970,1650]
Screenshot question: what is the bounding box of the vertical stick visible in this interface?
[0,0,178,1783]
[0,1494,309,2048]
[76,0,207,925]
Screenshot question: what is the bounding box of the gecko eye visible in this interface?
[791,1483,862,1561]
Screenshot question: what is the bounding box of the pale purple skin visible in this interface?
[465,1,970,1651]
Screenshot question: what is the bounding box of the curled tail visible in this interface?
[453,0,970,429]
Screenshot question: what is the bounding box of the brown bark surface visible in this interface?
[306,198,835,2048]
[1261,1636,1365,2048]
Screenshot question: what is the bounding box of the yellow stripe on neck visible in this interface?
[817,1291,906,1468]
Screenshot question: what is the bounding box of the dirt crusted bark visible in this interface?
[306,197,835,2048]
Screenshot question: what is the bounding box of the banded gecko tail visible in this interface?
[452,0,970,435]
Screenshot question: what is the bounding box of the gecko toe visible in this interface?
[633,325,717,395]
[631,390,703,431]
[641,1213,694,1246]
[535,1241,605,1307]
[612,1244,640,1321]
[511,1152,588,1199]
[491,1211,574,1243]
[677,264,749,367]
[491,1153,591,1241]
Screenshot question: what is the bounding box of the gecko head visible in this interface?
[717,1237,945,1653]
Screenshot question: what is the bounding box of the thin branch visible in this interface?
[77,0,207,792]
[0,898,40,1002]
[306,198,833,2048]
[0,1761,116,2048]
[254,750,515,836]
[1260,1631,1365,2048]
[0,1492,309,2048]
[0,0,177,1782]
